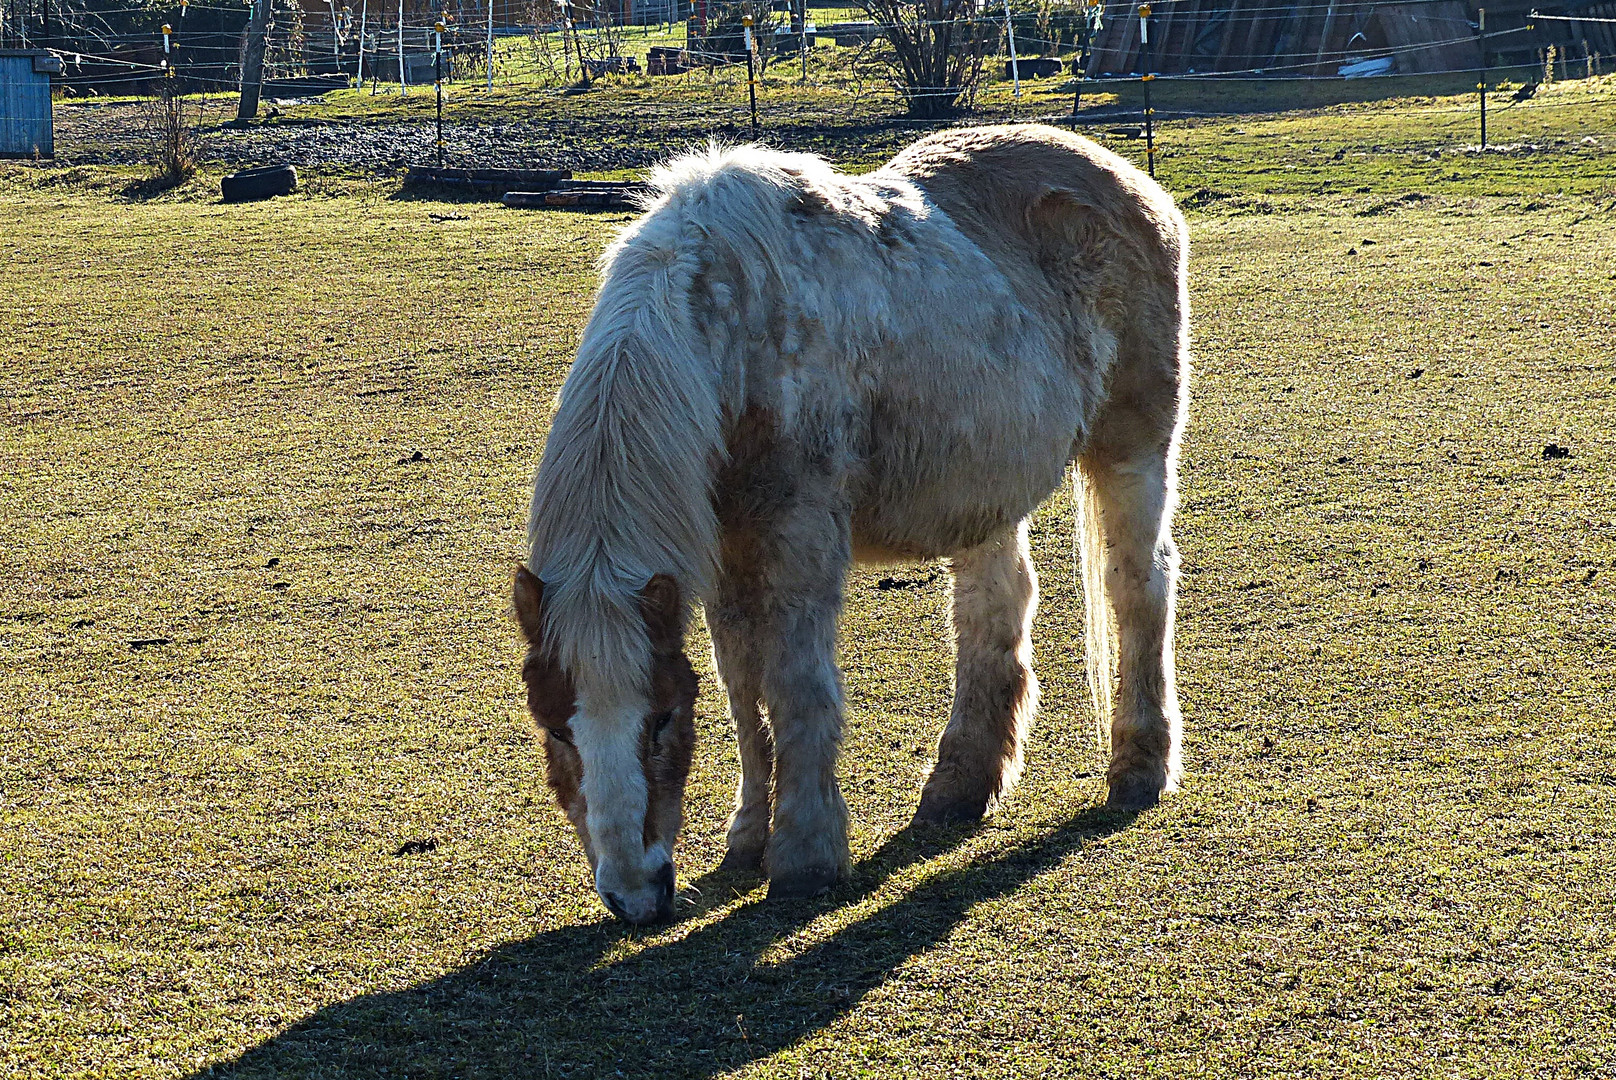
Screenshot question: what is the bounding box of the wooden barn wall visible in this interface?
[1083,0,1616,77]
[1532,2,1616,59]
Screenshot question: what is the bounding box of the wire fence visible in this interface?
[15,0,1616,90]
[9,0,1615,174]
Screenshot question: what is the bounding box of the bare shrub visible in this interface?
[143,86,202,188]
[694,2,777,71]
[856,0,994,119]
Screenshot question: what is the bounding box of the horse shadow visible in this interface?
[192,806,1136,1078]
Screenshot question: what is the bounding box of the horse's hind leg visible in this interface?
[707,598,773,872]
[914,521,1039,825]
[1078,381,1186,811]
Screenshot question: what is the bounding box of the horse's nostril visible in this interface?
[603,892,629,921]
[653,862,675,899]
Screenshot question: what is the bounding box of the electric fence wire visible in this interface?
[22,0,1612,138]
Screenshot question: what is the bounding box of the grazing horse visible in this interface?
[515,124,1189,925]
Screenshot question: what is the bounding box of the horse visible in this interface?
[514,124,1190,925]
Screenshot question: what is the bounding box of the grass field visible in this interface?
[4,88,1616,1078]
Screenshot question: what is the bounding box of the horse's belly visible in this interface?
[849,404,1074,560]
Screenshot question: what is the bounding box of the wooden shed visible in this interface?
[1,50,58,159]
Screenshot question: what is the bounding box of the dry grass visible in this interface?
[1,123,1614,1078]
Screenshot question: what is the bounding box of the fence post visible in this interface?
[1073,0,1103,116]
[743,13,758,136]
[326,0,341,73]
[1139,3,1155,179]
[358,0,368,85]
[1003,0,1020,97]
[486,0,494,89]
[1478,6,1488,149]
[560,0,572,82]
[434,19,445,167]
[397,0,406,94]
[575,2,591,88]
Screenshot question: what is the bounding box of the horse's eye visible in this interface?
[547,727,574,747]
[652,710,675,737]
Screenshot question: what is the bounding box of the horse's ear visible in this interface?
[639,574,683,652]
[513,565,546,644]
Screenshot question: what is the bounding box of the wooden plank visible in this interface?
[1432,1,1484,72]
[1232,0,1276,73]
[1369,2,1479,74]
[1108,0,1138,76]
[1089,1,1135,75]
[1152,0,1179,71]
[1313,0,1343,76]
[503,189,638,209]
[403,166,573,193]
[1238,2,1277,74]
[1160,0,1197,72]
[1268,6,1312,76]
[1213,0,1255,72]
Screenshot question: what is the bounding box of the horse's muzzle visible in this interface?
[603,861,675,925]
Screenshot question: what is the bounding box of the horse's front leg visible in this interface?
[914,520,1039,824]
[707,594,773,872]
[758,497,853,899]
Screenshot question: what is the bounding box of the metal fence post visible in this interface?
[1004,0,1020,97]
[1479,6,1488,149]
[743,13,758,136]
[1140,4,1155,179]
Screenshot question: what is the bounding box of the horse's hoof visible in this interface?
[1105,775,1163,811]
[717,847,765,874]
[767,867,839,900]
[911,793,987,826]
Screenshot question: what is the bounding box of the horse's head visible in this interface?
[512,565,698,925]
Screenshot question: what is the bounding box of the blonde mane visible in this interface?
[526,144,842,690]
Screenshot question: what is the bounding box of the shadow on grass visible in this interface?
[118,172,192,201]
[190,805,1136,1078]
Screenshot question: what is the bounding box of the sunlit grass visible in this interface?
[2,100,1615,1078]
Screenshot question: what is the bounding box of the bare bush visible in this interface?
[143,86,201,188]
[856,0,995,119]
[696,2,777,69]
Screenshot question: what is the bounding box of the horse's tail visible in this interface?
[525,226,723,690]
[1073,464,1117,750]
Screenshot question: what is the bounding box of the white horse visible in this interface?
[514,124,1189,925]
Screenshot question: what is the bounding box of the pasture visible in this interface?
[3,92,1616,1077]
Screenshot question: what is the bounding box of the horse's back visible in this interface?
[631,131,1185,561]
[882,125,1190,466]
[881,124,1187,296]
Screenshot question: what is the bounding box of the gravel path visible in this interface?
[52,100,669,172]
[48,96,1037,174]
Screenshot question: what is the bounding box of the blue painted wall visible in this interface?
[0,54,54,158]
